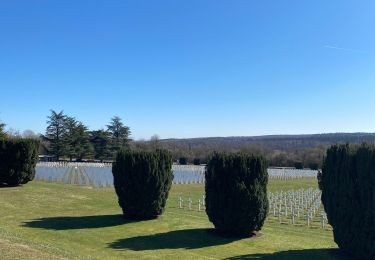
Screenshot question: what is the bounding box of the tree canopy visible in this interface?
[43,111,131,161]
[107,116,131,156]
[45,110,66,160]
[0,120,6,138]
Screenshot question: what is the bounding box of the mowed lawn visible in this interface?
[0,179,343,260]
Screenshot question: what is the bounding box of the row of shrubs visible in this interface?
[1,137,373,258]
[0,137,269,236]
[113,150,269,237]
[178,157,202,165]
[114,145,375,259]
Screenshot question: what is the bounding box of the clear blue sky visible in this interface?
[0,1,374,139]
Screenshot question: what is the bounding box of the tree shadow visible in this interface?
[226,248,347,260]
[0,182,20,188]
[23,214,136,230]
[109,228,247,250]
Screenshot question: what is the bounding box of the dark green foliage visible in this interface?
[179,157,187,165]
[320,144,375,259]
[60,115,93,161]
[0,138,40,186]
[193,158,201,165]
[107,116,131,157]
[0,121,6,139]
[67,121,93,161]
[112,150,173,219]
[308,162,319,170]
[45,111,110,161]
[90,130,112,162]
[294,161,304,169]
[205,152,269,237]
[63,116,78,160]
[45,110,66,160]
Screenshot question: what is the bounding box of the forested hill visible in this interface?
[133,133,375,168]
[161,133,375,151]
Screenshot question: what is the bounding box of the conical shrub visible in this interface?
[112,149,173,219]
[205,152,268,236]
[0,138,40,186]
[319,143,375,259]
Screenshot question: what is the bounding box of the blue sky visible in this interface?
[0,1,374,139]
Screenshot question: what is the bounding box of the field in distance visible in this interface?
[0,179,344,260]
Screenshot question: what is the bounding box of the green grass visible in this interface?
[0,179,344,260]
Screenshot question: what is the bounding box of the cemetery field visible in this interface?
[0,179,343,260]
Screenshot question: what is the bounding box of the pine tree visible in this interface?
[107,116,131,157]
[45,110,66,160]
[63,117,93,161]
[90,130,111,162]
[63,116,78,161]
[74,122,93,161]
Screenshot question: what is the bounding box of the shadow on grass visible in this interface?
[109,228,246,250]
[23,214,135,230]
[0,182,19,188]
[226,248,347,260]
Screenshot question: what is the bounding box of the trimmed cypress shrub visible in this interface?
[0,138,40,186]
[308,162,319,171]
[205,152,269,236]
[319,143,375,259]
[193,158,201,165]
[294,161,304,169]
[179,157,187,165]
[112,149,173,219]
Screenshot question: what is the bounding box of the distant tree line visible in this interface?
[131,139,326,169]
[3,114,364,168]
[43,110,131,161]
[132,133,375,168]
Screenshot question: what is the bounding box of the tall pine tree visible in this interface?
[63,116,78,161]
[90,130,111,162]
[45,110,66,160]
[63,116,93,161]
[107,116,131,157]
[74,122,93,161]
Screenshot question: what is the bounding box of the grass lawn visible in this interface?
[0,179,344,260]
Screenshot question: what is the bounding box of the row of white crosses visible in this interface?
[37,162,112,168]
[177,188,328,230]
[36,163,207,185]
[36,162,114,188]
[36,163,319,187]
[267,168,319,180]
[178,194,206,212]
[268,188,328,229]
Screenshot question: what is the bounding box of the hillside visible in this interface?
[161,133,375,151]
[144,133,375,168]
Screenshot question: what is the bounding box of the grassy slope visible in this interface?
[0,179,343,260]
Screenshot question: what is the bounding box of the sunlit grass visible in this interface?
[0,178,342,260]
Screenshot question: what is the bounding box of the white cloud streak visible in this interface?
[324,45,366,54]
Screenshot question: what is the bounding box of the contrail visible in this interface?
[324,45,366,53]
